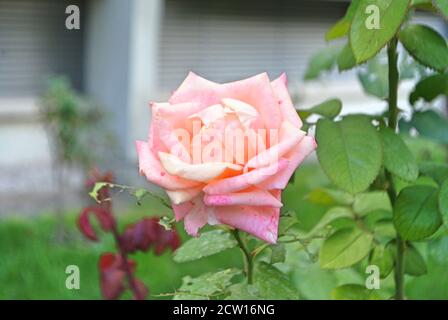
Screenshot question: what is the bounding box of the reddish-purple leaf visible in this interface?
[78,207,115,241]
[133,279,149,300]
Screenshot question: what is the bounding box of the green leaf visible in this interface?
[419,161,448,185]
[379,127,419,181]
[433,0,448,19]
[299,99,342,120]
[174,269,241,300]
[353,191,392,216]
[393,174,439,194]
[331,284,382,300]
[405,244,428,276]
[439,180,448,223]
[316,115,382,194]
[369,245,394,278]
[306,188,355,206]
[337,43,358,71]
[399,24,448,73]
[387,241,427,276]
[319,228,373,269]
[326,0,361,41]
[304,45,341,80]
[410,74,448,105]
[254,262,299,299]
[88,182,111,202]
[350,0,411,63]
[270,244,286,264]
[225,283,260,300]
[410,110,448,145]
[357,57,389,99]
[173,230,237,263]
[303,207,354,239]
[393,185,442,240]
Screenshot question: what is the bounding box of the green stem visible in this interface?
[232,230,254,284]
[387,37,405,300]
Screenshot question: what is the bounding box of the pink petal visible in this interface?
[258,136,317,190]
[183,197,210,236]
[166,186,204,205]
[245,121,306,169]
[223,73,282,131]
[136,140,199,190]
[271,73,302,128]
[203,158,289,194]
[215,205,280,243]
[172,201,194,222]
[169,72,223,108]
[204,189,283,208]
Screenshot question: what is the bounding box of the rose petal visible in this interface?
[258,136,317,190]
[158,152,242,182]
[184,199,210,236]
[188,104,227,126]
[166,186,204,205]
[203,158,289,194]
[215,205,279,243]
[223,73,282,130]
[204,189,283,208]
[169,72,223,108]
[136,141,199,190]
[245,121,306,169]
[221,98,259,128]
[271,73,302,128]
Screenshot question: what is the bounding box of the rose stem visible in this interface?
[387,37,405,300]
[232,229,254,284]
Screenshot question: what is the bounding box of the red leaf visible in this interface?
[133,279,149,300]
[101,269,126,300]
[78,208,98,241]
[78,207,115,241]
[121,217,181,254]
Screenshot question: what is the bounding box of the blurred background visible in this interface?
[0,0,447,299]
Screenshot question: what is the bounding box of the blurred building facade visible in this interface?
[0,0,446,213]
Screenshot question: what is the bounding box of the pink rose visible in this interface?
[136,72,316,243]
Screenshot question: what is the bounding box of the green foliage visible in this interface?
[393,185,442,240]
[331,284,382,300]
[353,191,392,216]
[302,207,354,239]
[357,56,389,99]
[270,244,286,264]
[299,99,342,120]
[419,162,448,185]
[174,269,241,300]
[326,0,361,41]
[304,45,342,80]
[173,230,237,263]
[387,241,428,276]
[409,110,448,145]
[316,115,382,194]
[337,43,358,71]
[225,283,260,300]
[399,24,448,73]
[40,76,107,167]
[350,0,410,63]
[369,245,394,278]
[379,127,419,181]
[439,180,448,223]
[409,74,448,105]
[433,0,448,19]
[319,228,373,269]
[254,262,300,299]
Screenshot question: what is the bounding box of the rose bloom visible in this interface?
[136,72,316,243]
